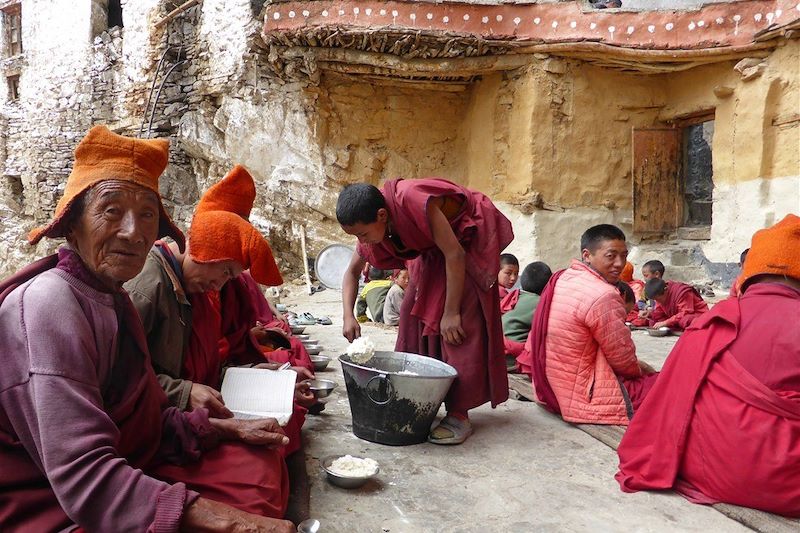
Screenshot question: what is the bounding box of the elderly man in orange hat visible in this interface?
[0,125,294,531]
[616,214,800,516]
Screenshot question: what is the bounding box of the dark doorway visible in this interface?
[682,121,714,227]
[108,0,123,28]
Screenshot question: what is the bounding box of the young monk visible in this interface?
[617,281,637,317]
[338,178,514,444]
[383,268,410,326]
[643,278,709,331]
[616,214,800,516]
[641,259,664,280]
[502,262,552,369]
[619,261,644,322]
[498,253,520,299]
[517,224,658,424]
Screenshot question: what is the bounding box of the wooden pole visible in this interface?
[299,225,313,296]
[154,0,201,29]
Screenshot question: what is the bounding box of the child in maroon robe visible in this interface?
[644,278,709,330]
[497,253,519,301]
[337,178,514,444]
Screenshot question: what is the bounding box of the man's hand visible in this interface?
[211,418,289,447]
[295,381,316,407]
[638,308,652,319]
[652,321,669,330]
[638,360,657,375]
[292,365,315,381]
[440,312,465,345]
[343,316,361,342]
[183,497,295,532]
[190,383,233,419]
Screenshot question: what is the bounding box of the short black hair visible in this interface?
[644,278,667,299]
[739,248,750,266]
[642,260,665,276]
[580,224,626,254]
[368,267,391,280]
[500,253,519,267]
[336,183,386,226]
[520,261,552,294]
[617,281,635,304]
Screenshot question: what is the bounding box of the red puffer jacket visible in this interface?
[546,260,642,424]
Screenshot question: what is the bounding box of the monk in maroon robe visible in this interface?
[616,214,800,516]
[643,278,709,330]
[338,178,513,444]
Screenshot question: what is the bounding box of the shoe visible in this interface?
[294,312,317,325]
[316,316,333,325]
[428,415,473,445]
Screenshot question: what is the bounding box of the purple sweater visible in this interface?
[0,267,206,532]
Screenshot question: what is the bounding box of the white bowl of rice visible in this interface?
[320,454,380,489]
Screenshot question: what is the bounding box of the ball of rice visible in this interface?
[329,455,379,477]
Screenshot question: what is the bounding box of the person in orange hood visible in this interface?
[616,214,800,516]
[126,164,313,519]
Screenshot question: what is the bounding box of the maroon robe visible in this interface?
[500,288,520,314]
[617,283,800,516]
[0,250,210,531]
[359,178,513,413]
[649,281,709,330]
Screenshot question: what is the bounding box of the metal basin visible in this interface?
[340,351,457,446]
[647,328,670,337]
[310,355,331,371]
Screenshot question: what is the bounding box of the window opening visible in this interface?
[3,5,22,57]
[7,74,19,100]
[682,120,714,227]
[108,0,123,29]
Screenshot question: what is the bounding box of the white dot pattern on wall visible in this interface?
[715,17,724,24]
[514,17,522,25]
[647,24,655,33]
[590,22,597,30]
[322,9,328,17]
[534,17,541,25]
[733,14,742,21]
[353,7,359,15]
[754,13,762,22]
[463,14,470,21]
[552,20,558,28]
[288,10,295,18]
[427,13,433,20]
[688,21,696,30]
[482,16,489,23]
[443,16,449,23]
[627,25,634,34]
[665,22,674,30]
[273,11,279,20]
[570,21,577,29]
[410,13,416,20]
[697,20,705,27]
[379,9,386,16]
[365,8,371,16]
[302,10,309,17]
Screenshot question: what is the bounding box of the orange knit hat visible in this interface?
[28,125,185,250]
[189,165,283,286]
[741,214,800,288]
[620,261,634,282]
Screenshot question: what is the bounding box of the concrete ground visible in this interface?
[284,286,746,533]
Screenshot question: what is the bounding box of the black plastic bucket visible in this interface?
[339,351,457,446]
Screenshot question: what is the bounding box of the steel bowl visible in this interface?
[647,328,670,337]
[320,455,379,489]
[290,325,305,335]
[296,334,311,341]
[308,379,337,399]
[310,355,331,372]
[305,345,323,355]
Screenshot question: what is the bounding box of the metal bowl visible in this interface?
[305,345,323,355]
[296,334,311,341]
[647,328,670,337]
[308,379,337,399]
[310,355,331,372]
[320,455,379,489]
[290,325,305,335]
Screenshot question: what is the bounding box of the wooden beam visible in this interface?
[154,0,201,29]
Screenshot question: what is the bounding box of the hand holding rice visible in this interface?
[347,336,376,364]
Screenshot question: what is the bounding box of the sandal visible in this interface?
[316,315,333,325]
[428,415,473,445]
[293,312,317,326]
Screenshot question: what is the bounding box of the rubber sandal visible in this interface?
[316,316,333,325]
[293,312,317,326]
[428,416,473,445]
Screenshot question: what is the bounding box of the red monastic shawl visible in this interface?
[516,269,566,413]
[500,288,520,314]
[648,281,709,330]
[617,284,800,516]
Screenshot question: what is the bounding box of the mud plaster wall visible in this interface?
[657,40,800,263]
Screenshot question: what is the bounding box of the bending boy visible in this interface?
[337,178,514,444]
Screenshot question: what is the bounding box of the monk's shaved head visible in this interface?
[580,224,626,254]
[336,183,386,226]
[644,278,667,299]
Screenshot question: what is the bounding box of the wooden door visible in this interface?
[632,127,683,235]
